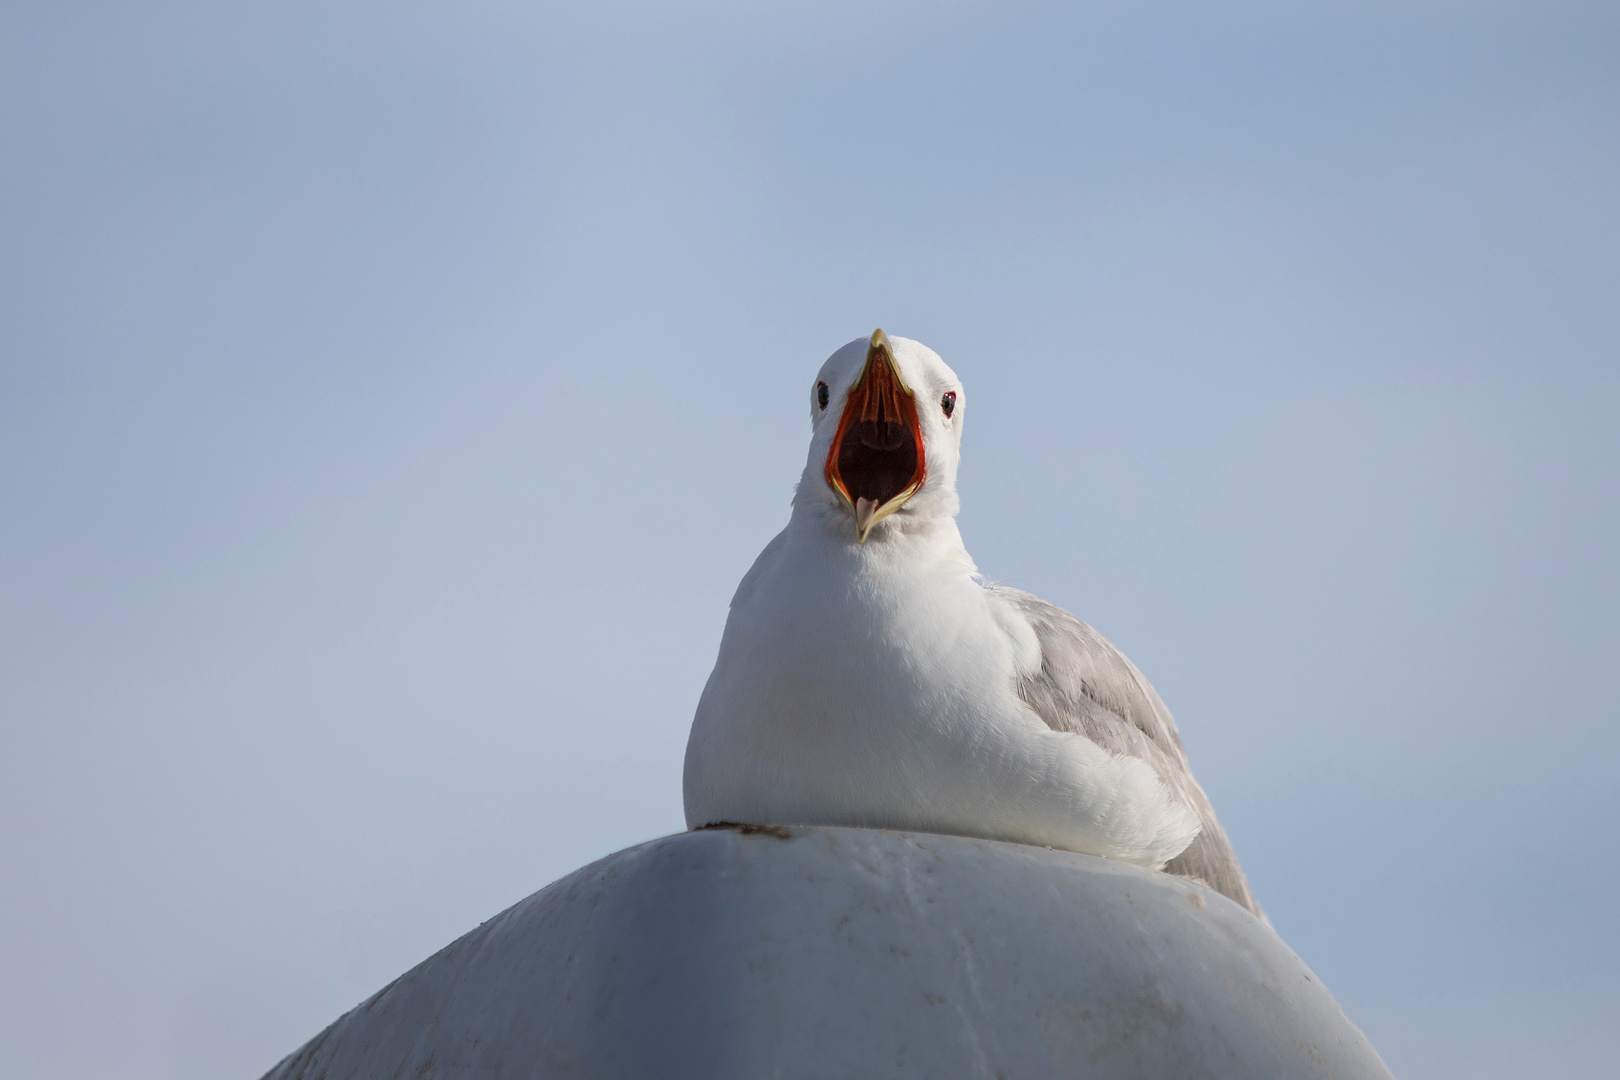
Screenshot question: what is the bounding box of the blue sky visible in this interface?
[2,2,1616,1077]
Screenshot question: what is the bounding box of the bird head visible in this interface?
[798,330,965,543]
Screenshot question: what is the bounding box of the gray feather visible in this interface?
[989,586,1263,918]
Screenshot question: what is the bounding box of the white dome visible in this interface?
[263,826,1390,1080]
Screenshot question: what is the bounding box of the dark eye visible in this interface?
[941,391,956,418]
[817,382,829,410]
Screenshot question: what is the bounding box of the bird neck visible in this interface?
[784,496,973,570]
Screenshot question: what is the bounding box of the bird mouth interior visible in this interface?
[825,332,927,541]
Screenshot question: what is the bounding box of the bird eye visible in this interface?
[941,391,956,418]
[817,382,829,410]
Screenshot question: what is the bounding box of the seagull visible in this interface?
[683,331,1260,915]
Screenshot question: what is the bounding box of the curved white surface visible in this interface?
[262,827,1390,1080]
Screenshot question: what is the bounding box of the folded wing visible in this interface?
[988,586,1262,918]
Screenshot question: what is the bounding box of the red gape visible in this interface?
[824,333,927,539]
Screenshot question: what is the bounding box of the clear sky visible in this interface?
[2,2,1616,1077]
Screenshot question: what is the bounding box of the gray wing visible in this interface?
[988,586,1262,918]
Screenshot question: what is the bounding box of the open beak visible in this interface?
[824,329,927,543]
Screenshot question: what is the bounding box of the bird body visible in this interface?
[683,332,1259,914]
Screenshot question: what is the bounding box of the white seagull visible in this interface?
[683,331,1259,915]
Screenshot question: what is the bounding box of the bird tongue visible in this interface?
[854,497,882,537]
